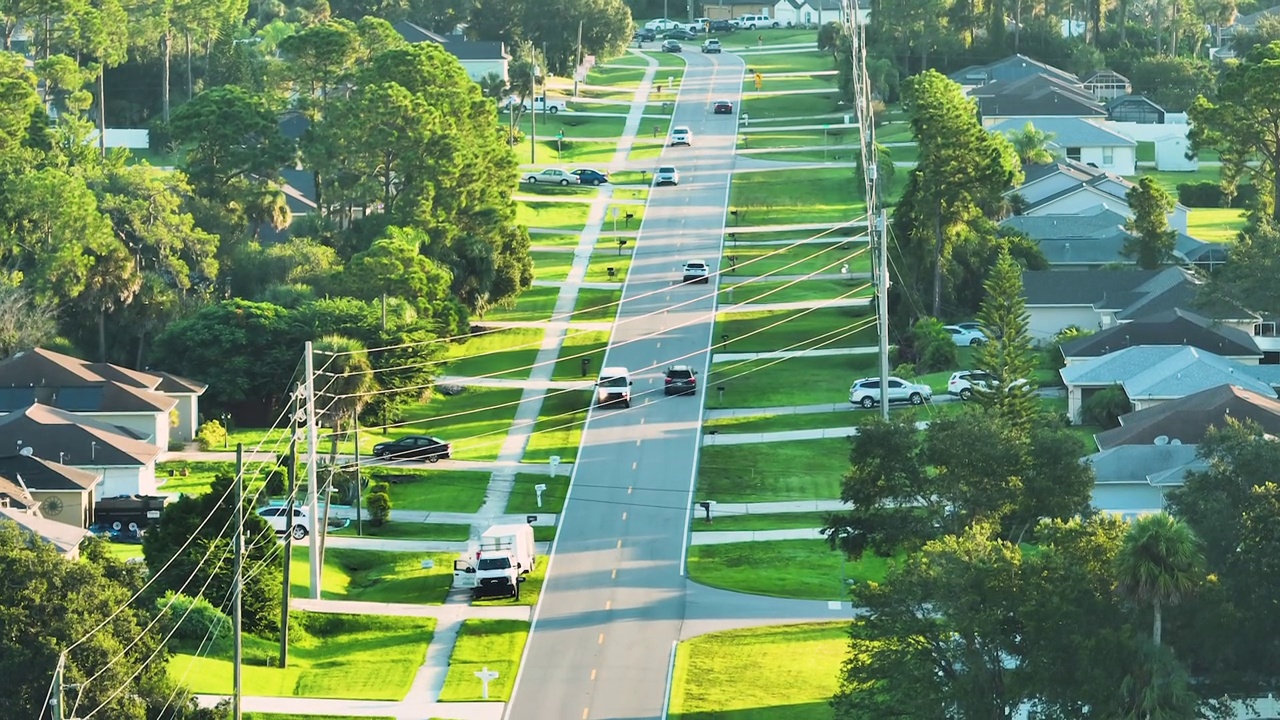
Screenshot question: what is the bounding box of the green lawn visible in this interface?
[290,547,458,604]
[437,619,531,701]
[722,241,869,277]
[1188,207,1247,242]
[585,250,632,283]
[516,182,599,199]
[668,622,845,720]
[639,49,688,69]
[713,306,877,353]
[688,539,898,600]
[445,328,544,378]
[720,278,872,306]
[717,28,817,48]
[741,90,843,121]
[101,541,146,561]
[586,63,648,86]
[698,437,849,503]
[740,148,860,163]
[393,386,523,461]
[703,410,858,434]
[531,250,573,281]
[367,468,491,513]
[505,472,570,514]
[527,232,583,249]
[171,612,434,701]
[691,511,830,531]
[629,138,669,162]
[730,167,865,225]
[514,112,648,140]
[523,390,591,462]
[606,201,646,228]
[728,227,864,243]
[330,521,471,541]
[156,461,235,496]
[743,74,837,92]
[553,330,611,380]
[515,200,592,232]
[472,555,548,607]
[245,715,394,720]
[1129,166,1225,195]
[483,285,560,322]
[739,127,854,149]
[572,288,622,322]
[707,354,877,410]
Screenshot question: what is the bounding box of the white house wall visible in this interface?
[1027,306,1102,342]
[78,411,169,450]
[461,59,508,83]
[92,464,157,498]
[1075,145,1136,176]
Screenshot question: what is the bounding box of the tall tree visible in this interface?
[1124,176,1178,268]
[0,50,42,170]
[517,0,632,75]
[1187,42,1280,222]
[312,333,373,439]
[277,19,360,114]
[168,84,295,198]
[972,248,1039,431]
[71,0,127,156]
[1116,513,1203,647]
[0,283,57,358]
[1198,216,1280,315]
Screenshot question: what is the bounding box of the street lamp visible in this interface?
[221,412,232,448]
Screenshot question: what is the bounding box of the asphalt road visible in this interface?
[506,50,745,720]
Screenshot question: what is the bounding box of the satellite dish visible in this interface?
[1170,439,1182,445]
[1154,435,1170,445]
[40,497,63,516]
[18,446,33,457]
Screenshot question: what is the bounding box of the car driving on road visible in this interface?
[682,260,710,283]
[571,168,609,185]
[670,127,692,146]
[664,365,698,396]
[713,99,734,114]
[523,168,579,186]
[702,38,721,53]
[596,367,633,407]
[654,166,679,186]
[372,435,452,462]
[661,39,683,52]
[848,376,932,408]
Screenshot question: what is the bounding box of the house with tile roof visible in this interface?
[990,117,1137,175]
[0,348,207,447]
[1061,309,1262,364]
[0,404,162,498]
[1092,384,1280,451]
[1084,443,1205,516]
[1059,345,1280,423]
[1000,206,1224,270]
[0,453,101,529]
[392,21,511,83]
[1011,159,1190,232]
[970,74,1108,124]
[949,54,1079,87]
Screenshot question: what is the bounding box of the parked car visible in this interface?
[713,99,734,114]
[654,166,679,186]
[664,28,697,40]
[523,168,580,186]
[955,321,984,333]
[572,168,610,186]
[664,365,698,395]
[644,17,679,30]
[257,506,310,539]
[848,376,932,408]
[735,13,777,28]
[633,28,656,42]
[371,435,452,462]
[670,126,692,146]
[500,95,566,114]
[947,370,1027,400]
[702,38,722,53]
[661,39,683,52]
[709,19,735,32]
[682,260,710,283]
[943,324,987,346]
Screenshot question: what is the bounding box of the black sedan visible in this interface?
[709,19,734,32]
[634,28,656,42]
[572,168,610,186]
[372,435,452,462]
[661,39,683,52]
[663,28,697,40]
[713,99,734,114]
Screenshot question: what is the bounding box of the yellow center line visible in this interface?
[605,600,612,610]
[582,708,589,720]
[591,669,597,681]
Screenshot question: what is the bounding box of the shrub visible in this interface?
[366,491,391,527]
[1080,385,1132,428]
[911,317,957,373]
[195,420,227,451]
[156,591,230,644]
[369,481,390,496]
[1176,181,1258,208]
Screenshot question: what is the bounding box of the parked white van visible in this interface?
[735,13,777,29]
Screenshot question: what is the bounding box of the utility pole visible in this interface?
[380,293,387,331]
[876,209,889,421]
[279,416,297,668]
[530,56,537,165]
[304,341,321,599]
[573,20,584,98]
[354,424,363,537]
[51,652,66,720]
[233,444,244,720]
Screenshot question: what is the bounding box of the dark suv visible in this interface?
[664,365,698,396]
[709,19,734,32]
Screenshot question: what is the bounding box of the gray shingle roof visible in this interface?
[1095,384,1280,449]
[1060,345,1278,400]
[0,454,101,492]
[973,74,1107,118]
[0,404,160,467]
[990,117,1135,147]
[1061,309,1261,359]
[393,21,509,60]
[0,348,188,413]
[950,54,1079,86]
[1086,444,1204,485]
[1022,267,1167,306]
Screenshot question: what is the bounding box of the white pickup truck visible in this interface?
[501,94,566,114]
[452,523,536,601]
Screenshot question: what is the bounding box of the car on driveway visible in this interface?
[523,168,579,186]
[848,376,932,408]
[713,99,734,114]
[663,28,697,40]
[654,166,679,186]
[258,506,310,539]
[948,370,1028,400]
[709,19,735,31]
[372,435,452,462]
[670,126,692,146]
[661,39,683,52]
[664,365,698,395]
[702,38,722,53]
[943,324,987,346]
[572,168,609,186]
[682,260,710,283]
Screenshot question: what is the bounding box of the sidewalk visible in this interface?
[694,499,847,515]
[437,375,592,391]
[718,297,871,314]
[703,421,931,446]
[690,528,825,545]
[194,695,504,720]
[711,346,877,363]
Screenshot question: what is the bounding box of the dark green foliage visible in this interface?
[1177,181,1258,208]
[1124,176,1178,268]
[1200,216,1280,316]
[1080,385,1132,428]
[972,249,1039,430]
[367,490,391,527]
[909,316,955,373]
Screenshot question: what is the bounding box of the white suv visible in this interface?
[682,260,710,284]
[735,13,776,29]
[654,166,679,186]
[596,367,633,407]
[670,127,692,146]
[848,376,932,408]
[948,370,1028,400]
[257,505,310,539]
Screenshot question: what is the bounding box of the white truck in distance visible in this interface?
[501,95,566,114]
[452,523,536,601]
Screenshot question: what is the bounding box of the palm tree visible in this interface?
[479,72,507,101]
[242,185,291,240]
[1005,122,1059,165]
[313,334,375,444]
[1115,513,1203,647]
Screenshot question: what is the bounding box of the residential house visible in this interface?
[971,74,1108,125]
[949,54,1079,87]
[1022,266,1201,341]
[392,21,511,83]
[1084,443,1205,516]
[0,404,162,498]
[772,0,866,26]
[0,347,207,446]
[1058,345,1280,423]
[704,3,773,19]
[989,116,1136,175]
[1000,206,1224,270]
[1214,4,1280,58]
[1107,95,1166,125]
[1011,159,1190,232]
[1093,384,1280,450]
[0,453,101,529]
[1082,70,1131,101]
[1061,309,1261,365]
[0,506,91,559]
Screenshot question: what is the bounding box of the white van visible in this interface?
[596,367,633,408]
[735,13,776,29]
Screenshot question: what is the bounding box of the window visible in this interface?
[1102,147,1114,165]
[1255,322,1277,337]
[1066,147,1082,161]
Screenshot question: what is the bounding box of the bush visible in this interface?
[369,481,390,496]
[366,491,391,527]
[1176,181,1258,208]
[1046,325,1093,371]
[156,591,230,644]
[1080,385,1132,428]
[911,317,957,373]
[195,420,227,451]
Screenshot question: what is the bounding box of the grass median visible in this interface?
[365,468,490,513]
[290,547,457,604]
[688,539,897,600]
[713,306,878,354]
[438,619,531,701]
[445,327,544,378]
[668,622,845,720]
[698,437,849,503]
[172,612,435,701]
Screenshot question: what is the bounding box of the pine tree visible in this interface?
[972,249,1038,431]
[1123,176,1178,269]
